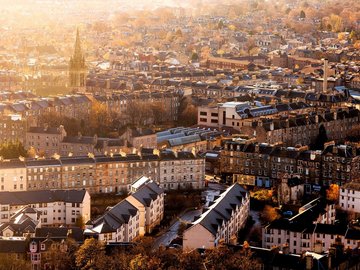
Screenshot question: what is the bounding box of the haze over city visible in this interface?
[0,0,359,269]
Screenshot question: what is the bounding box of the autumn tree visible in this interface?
[326,184,340,202]
[191,51,199,62]
[75,215,85,229]
[205,245,260,270]
[178,221,188,237]
[150,102,167,125]
[300,10,306,19]
[0,254,30,270]
[261,205,280,223]
[87,101,111,136]
[42,238,79,270]
[129,254,162,270]
[246,38,258,56]
[177,96,197,126]
[251,189,273,202]
[126,100,153,127]
[27,146,37,158]
[0,141,27,159]
[75,238,106,270]
[92,21,111,33]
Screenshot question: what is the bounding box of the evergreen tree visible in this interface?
[300,10,306,19]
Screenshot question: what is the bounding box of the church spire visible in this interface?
[74,28,82,59]
[69,28,86,89]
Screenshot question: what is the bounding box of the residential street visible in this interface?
[152,208,202,249]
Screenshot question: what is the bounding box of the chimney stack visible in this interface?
[323,58,328,93]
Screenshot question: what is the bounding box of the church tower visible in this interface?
[69,29,86,91]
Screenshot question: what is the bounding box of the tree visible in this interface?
[349,30,358,42]
[175,29,183,37]
[205,245,260,270]
[178,221,188,237]
[0,141,27,159]
[75,215,85,229]
[191,51,199,62]
[326,184,340,202]
[42,238,79,270]
[129,254,162,270]
[27,146,37,158]
[0,254,30,270]
[329,14,343,32]
[126,100,153,127]
[313,125,328,150]
[218,20,224,29]
[88,101,111,136]
[150,102,167,125]
[177,96,197,126]
[261,205,280,223]
[75,238,106,270]
[246,38,257,55]
[300,10,306,19]
[250,189,273,202]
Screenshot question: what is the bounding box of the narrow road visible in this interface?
[152,208,202,249]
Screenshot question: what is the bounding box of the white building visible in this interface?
[0,160,27,192]
[85,179,164,242]
[85,200,140,243]
[262,198,360,255]
[339,182,360,214]
[0,190,91,226]
[183,183,250,250]
[126,178,164,235]
[0,206,41,237]
[197,102,250,130]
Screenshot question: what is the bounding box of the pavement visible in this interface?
[152,181,229,250]
[152,208,202,249]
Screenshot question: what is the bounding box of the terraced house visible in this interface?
[0,149,205,194]
[221,140,360,189]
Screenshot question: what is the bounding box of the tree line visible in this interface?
[27,237,261,270]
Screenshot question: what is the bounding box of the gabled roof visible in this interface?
[91,200,138,233]
[191,183,248,236]
[131,181,163,207]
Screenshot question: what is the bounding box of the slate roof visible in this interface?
[35,227,84,242]
[191,183,248,236]
[0,239,27,253]
[28,126,61,134]
[266,198,329,232]
[131,181,163,207]
[0,190,87,205]
[90,200,138,233]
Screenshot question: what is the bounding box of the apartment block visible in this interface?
[262,198,360,255]
[339,182,360,214]
[0,190,90,226]
[85,200,140,243]
[183,183,250,249]
[126,177,164,235]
